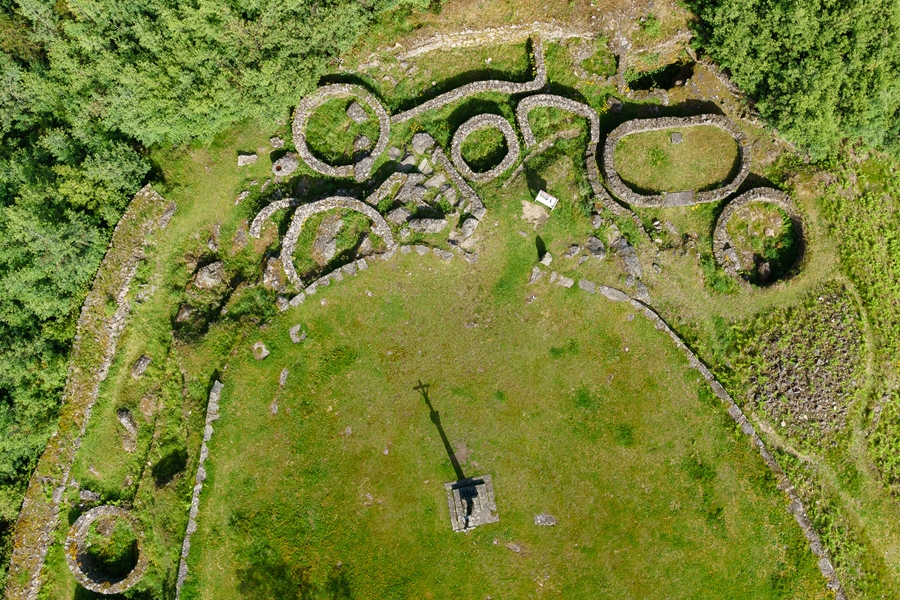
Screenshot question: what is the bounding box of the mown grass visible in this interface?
[615,126,740,193]
[186,250,827,600]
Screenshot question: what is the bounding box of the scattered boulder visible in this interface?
[354,135,372,152]
[557,276,575,288]
[272,152,299,177]
[387,146,403,160]
[386,207,412,225]
[279,368,289,387]
[231,220,249,255]
[578,279,596,294]
[528,266,543,284]
[357,233,373,256]
[289,325,307,344]
[194,261,225,289]
[540,253,553,266]
[269,136,284,149]
[79,489,101,503]
[411,132,435,154]
[252,342,270,361]
[418,158,434,175]
[606,96,623,113]
[586,236,607,259]
[433,248,453,261]
[564,245,581,259]
[671,132,683,144]
[598,285,630,302]
[460,217,479,238]
[613,237,642,279]
[346,101,368,124]
[591,213,607,229]
[237,153,258,167]
[276,295,289,312]
[130,355,151,379]
[635,281,650,302]
[534,513,557,526]
[506,542,522,553]
[424,173,447,189]
[116,408,138,452]
[408,218,448,234]
[175,305,194,323]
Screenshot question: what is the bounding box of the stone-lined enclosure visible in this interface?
[602,114,751,207]
[450,114,520,183]
[64,505,149,595]
[713,187,806,281]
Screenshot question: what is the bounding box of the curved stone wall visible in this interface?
[64,506,148,595]
[391,38,546,124]
[712,187,805,282]
[450,114,520,183]
[279,197,396,289]
[292,84,391,182]
[249,198,303,238]
[602,114,751,208]
[515,94,634,220]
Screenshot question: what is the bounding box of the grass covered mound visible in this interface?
[614,125,739,193]
[183,249,828,599]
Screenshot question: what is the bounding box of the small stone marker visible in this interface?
[540,252,553,266]
[445,475,499,532]
[279,368,288,387]
[237,153,258,167]
[269,136,284,149]
[346,101,368,124]
[252,341,269,361]
[671,131,683,144]
[130,355,151,379]
[534,513,557,526]
[528,265,543,285]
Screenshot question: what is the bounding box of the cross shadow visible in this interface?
[414,380,465,481]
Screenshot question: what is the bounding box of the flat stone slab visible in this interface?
[346,101,368,124]
[445,474,498,532]
[671,131,683,144]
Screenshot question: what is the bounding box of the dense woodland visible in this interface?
[1,0,900,580]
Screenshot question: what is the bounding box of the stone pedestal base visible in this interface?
[444,475,498,532]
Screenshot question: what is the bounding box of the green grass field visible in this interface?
[614,126,740,193]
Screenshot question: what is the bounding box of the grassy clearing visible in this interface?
[186,248,827,600]
[615,126,740,193]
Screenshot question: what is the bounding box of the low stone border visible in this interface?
[174,381,223,600]
[515,94,636,222]
[292,84,391,182]
[397,23,593,60]
[249,197,303,238]
[64,505,148,595]
[712,187,805,282]
[278,196,396,289]
[602,114,751,207]
[4,186,171,600]
[391,38,546,124]
[450,114,520,183]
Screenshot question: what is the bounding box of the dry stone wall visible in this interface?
[249,197,303,238]
[278,196,395,289]
[712,187,805,281]
[450,114,520,183]
[64,506,148,595]
[396,23,593,59]
[292,84,391,182]
[602,114,751,207]
[4,186,171,600]
[174,381,223,600]
[391,38,546,124]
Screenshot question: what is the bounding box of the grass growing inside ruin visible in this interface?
[305,98,380,165]
[726,202,800,283]
[614,126,740,193]
[459,127,508,172]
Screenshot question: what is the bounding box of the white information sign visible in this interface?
[535,190,559,210]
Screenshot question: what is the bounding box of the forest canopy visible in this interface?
[0,0,429,522]
[689,0,900,158]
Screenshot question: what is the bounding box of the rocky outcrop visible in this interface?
[602,114,751,207]
[450,114,520,183]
